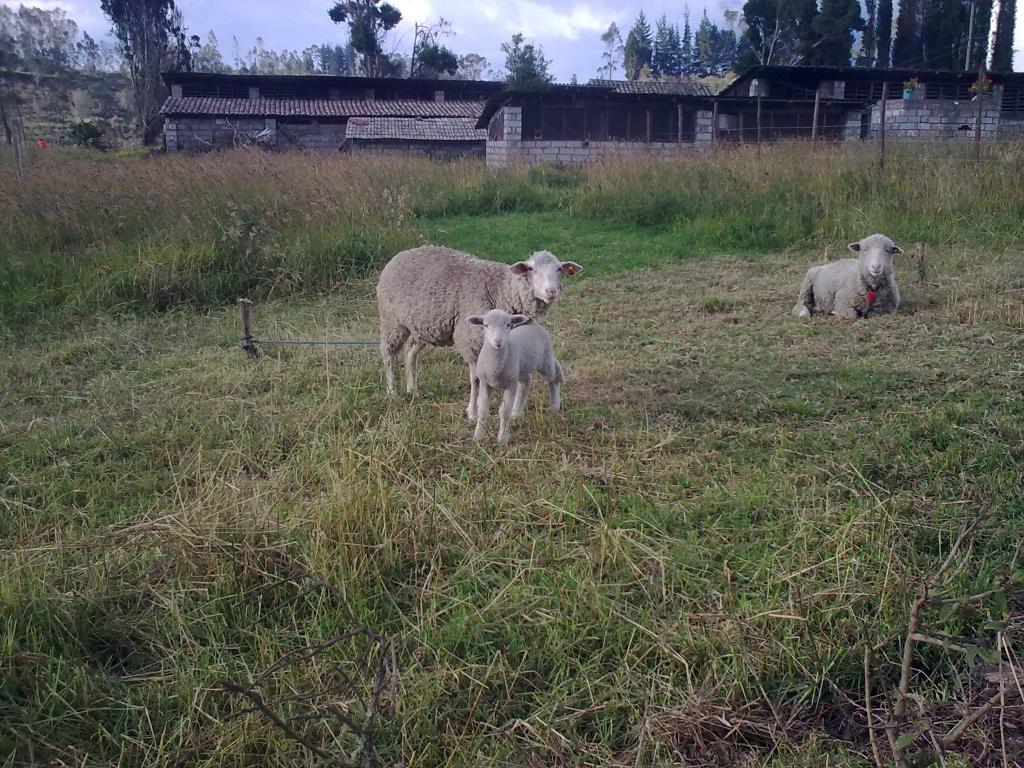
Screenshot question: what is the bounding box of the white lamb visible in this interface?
[375,245,582,421]
[466,309,564,445]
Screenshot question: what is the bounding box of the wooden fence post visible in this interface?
[712,99,719,147]
[238,298,260,358]
[974,60,985,166]
[812,86,822,141]
[879,81,889,173]
[756,96,762,146]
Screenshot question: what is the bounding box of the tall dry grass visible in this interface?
[3,140,1023,331]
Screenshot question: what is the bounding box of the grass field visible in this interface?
[2,145,1023,767]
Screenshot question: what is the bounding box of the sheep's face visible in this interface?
[849,234,902,280]
[510,251,583,305]
[467,309,530,351]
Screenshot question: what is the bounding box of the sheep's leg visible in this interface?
[511,376,531,419]
[405,342,425,396]
[497,387,515,445]
[379,323,409,397]
[833,289,860,321]
[473,383,491,442]
[466,364,478,422]
[547,361,563,411]
[791,270,815,319]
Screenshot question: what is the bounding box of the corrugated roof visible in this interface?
[346,117,486,142]
[587,78,714,96]
[160,97,483,118]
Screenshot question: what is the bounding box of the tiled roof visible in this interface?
[160,97,483,118]
[346,117,486,142]
[587,78,714,96]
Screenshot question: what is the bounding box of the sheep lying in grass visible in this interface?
[792,233,904,320]
[375,245,582,420]
[466,309,564,445]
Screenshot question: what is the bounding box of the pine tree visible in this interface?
[741,0,818,65]
[652,14,670,75]
[680,10,694,74]
[892,0,923,66]
[875,0,893,66]
[991,0,1016,71]
[623,11,654,79]
[810,0,865,65]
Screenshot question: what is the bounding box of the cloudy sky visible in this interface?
[10,0,1024,79]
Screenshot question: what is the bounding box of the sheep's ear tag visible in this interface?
[866,291,878,305]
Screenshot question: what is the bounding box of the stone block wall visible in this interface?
[867,93,1002,140]
[349,141,484,159]
[486,106,715,168]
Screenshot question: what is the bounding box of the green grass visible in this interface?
[2,147,1024,767]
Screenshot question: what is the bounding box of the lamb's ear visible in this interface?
[891,244,904,255]
[509,261,532,276]
[559,261,583,276]
[848,242,862,253]
[466,315,485,326]
[510,314,531,327]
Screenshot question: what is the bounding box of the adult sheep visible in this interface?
[792,233,904,320]
[376,245,582,419]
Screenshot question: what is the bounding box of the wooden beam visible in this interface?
[646,108,652,143]
[677,104,683,143]
[879,81,888,172]
[811,86,822,141]
[712,99,719,146]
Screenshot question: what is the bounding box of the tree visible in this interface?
[858,0,877,65]
[78,32,102,71]
[694,11,739,75]
[809,0,865,65]
[680,11,695,74]
[875,0,894,66]
[741,0,818,66]
[991,0,1016,71]
[921,0,969,69]
[964,0,993,70]
[600,22,623,79]
[500,32,552,88]
[456,53,489,80]
[101,0,192,144]
[191,30,228,72]
[891,0,923,66]
[411,19,458,78]
[328,0,402,76]
[623,11,654,79]
[318,43,349,75]
[653,15,684,76]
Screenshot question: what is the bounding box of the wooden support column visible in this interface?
[677,104,684,143]
[879,81,888,172]
[756,97,762,144]
[712,99,719,146]
[974,59,985,165]
[811,86,822,141]
[646,108,652,143]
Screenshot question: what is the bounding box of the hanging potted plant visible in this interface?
[969,72,993,98]
[902,77,921,100]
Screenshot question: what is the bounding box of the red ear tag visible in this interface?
[866,291,878,305]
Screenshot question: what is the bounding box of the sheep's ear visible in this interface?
[848,242,862,253]
[467,315,485,326]
[891,245,904,255]
[510,262,532,276]
[510,315,530,327]
[559,261,583,276]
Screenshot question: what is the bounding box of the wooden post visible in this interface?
[879,81,889,172]
[712,99,719,147]
[677,104,684,143]
[811,85,822,141]
[646,108,652,143]
[756,96,762,144]
[974,59,985,166]
[238,298,260,358]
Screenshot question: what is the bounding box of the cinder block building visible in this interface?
[160,72,501,154]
